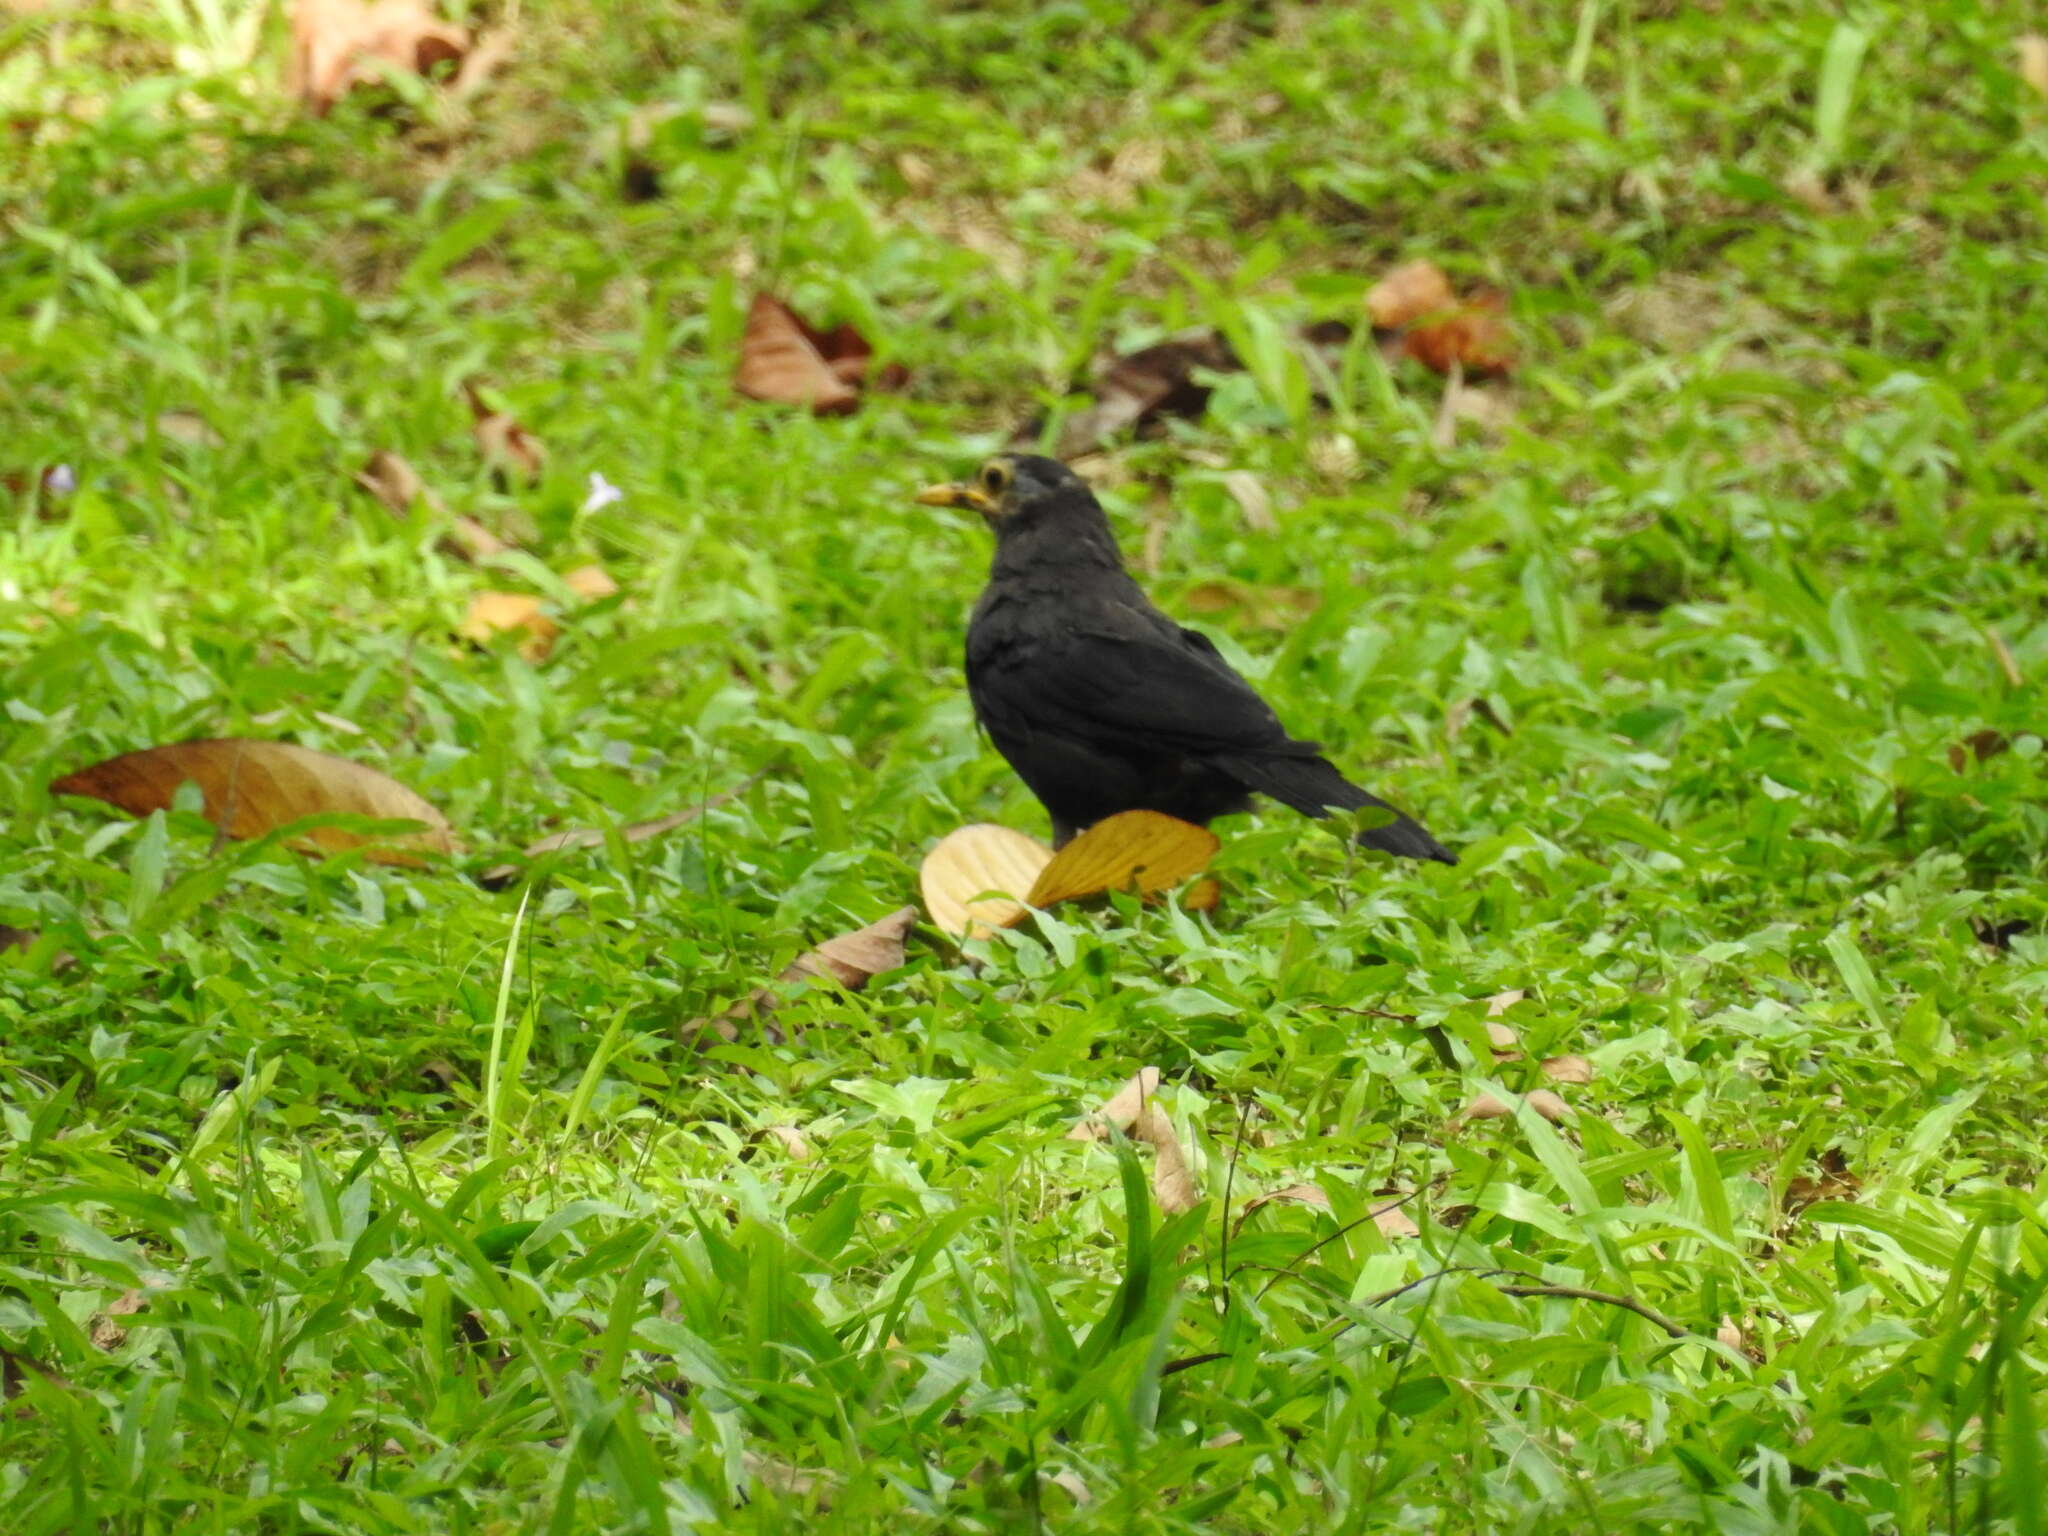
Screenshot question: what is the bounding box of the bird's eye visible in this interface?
[980,461,1010,495]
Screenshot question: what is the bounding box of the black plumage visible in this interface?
[918,454,1456,863]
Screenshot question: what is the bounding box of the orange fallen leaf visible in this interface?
[735,294,901,415]
[919,824,1055,939]
[459,592,557,661]
[1367,259,1514,379]
[1026,810,1218,908]
[1180,876,1221,914]
[50,739,454,864]
[463,381,546,485]
[291,0,469,117]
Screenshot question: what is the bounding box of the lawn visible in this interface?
[4,1,2048,1531]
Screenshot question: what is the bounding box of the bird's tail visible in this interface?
[1214,752,1457,866]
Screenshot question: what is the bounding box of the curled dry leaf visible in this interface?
[784,905,917,990]
[1367,260,1457,329]
[1032,332,1241,459]
[1484,988,1527,1016]
[761,1124,813,1161]
[1783,1147,1861,1216]
[1367,259,1514,379]
[50,739,454,864]
[1025,809,1218,908]
[1540,1054,1594,1085]
[478,772,761,888]
[1453,1088,1572,1127]
[356,450,447,516]
[459,591,557,661]
[1068,1066,1162,1142]
[89,1290,146,1351]
[1716,1315,1746,1352]
[919,823,1054,939]
[1948,729,2023,772]
[735,294,901,416]
[463,381,546,485]
[1132,1103,1198,1214]
[291,0,469,116]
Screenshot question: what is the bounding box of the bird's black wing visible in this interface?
[969,594,1309,759]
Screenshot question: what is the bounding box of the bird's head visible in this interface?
[917,455,1120,566]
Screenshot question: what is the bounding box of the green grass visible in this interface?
[4,0,2048,1530]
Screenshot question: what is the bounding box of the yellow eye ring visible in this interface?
[979,460,1011,495]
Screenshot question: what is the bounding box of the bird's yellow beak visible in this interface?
[916,482,995,514]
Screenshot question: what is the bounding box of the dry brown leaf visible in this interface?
[1132,1103,1198,1213]
[442,514,508,562]
[1180,876,1221,914]
[0,926,34,954]
[1030,331,1240,459]
[761,1125,813,1161]
[1715,1315,1746,1351]
[463,381,546,485]
[1026,809,1218,908]
[1367,260,1458,329]
[1373,1201,1421,1238]
[1949,729,2015,772]
[784,906,917,990]
[735,294,899,415]
[920,823,1054,939]
[291,0,469,115]
[1404,290,1513,379]
[1484,989,1527,1016]
[1485,1021,1520,1053]
[50,739,454,864]
[1453,1088,1571,1127]
[563,564,619,602]
[1783,1147,1861,1216]
[2020,35,2048,100]
[459,591,557,661]
[1367,260,1514,379]
[355,450,447,516]
[89,1291,145,1350]
[1540,1054,1594,1085]
[1067,1066,1162,1142]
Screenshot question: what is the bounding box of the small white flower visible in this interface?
[581,471,624,514]
[44,463,76,495]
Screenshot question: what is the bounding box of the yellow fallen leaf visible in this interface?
[919,823,1053,939]
[1026,809,1218,908]
[460,591,557,661]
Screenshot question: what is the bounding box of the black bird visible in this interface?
[917,454,1456,863]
